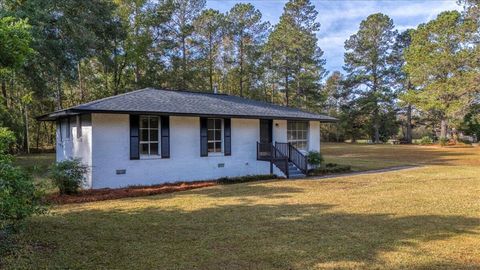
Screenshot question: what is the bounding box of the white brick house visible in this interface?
[38,88,336,189]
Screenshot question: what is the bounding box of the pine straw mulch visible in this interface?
[45,181,218,205]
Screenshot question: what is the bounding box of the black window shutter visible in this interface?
[200,117,208,157]
[224,118,231,156]
[130,115,140,160]
[160,116,170,158]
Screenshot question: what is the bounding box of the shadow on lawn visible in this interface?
[22,202,480,269]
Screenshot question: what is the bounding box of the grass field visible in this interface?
[3,144,480,269]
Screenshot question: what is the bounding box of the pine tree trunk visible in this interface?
[36,122,41,150]
[440,118,448,138]
[182,35,187,89]
[285,71,289,107]
[209,35,214,93]
[78,62,84,102]
[56,73,62,109]
[239,37,244,97]
[271,82,275,103]
[23,105,30,154]
[372,73,379,143]
[374,125,380,143]
[373,106,380,143]
[406,104,412,143]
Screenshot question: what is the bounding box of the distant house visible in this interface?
[38,88,336,189]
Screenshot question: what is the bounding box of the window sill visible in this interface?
[207,153,225,157]
[139,156,162,160]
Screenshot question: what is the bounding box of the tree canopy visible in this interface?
[0,0,480,149]
[404,11,479,138]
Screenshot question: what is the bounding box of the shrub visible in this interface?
[307,151,323,168]
[308,163,351,176]
[419,136,433,145]
[0,128,45,235]
[49,159,88,195]
[439,137,449,147]
[0,128,15,154]
[0,128,15,165]
[0,164,45,233]
[216,174,276,184]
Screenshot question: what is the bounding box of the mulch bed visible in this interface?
[46,181,218,205]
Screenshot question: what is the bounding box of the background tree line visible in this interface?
[0,0,479,151]
[323,0,480,143]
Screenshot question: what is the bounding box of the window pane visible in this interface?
[141,143,149,155]
[207,119,214,129]
[141,117,149,128]
[287,121,308,149]
[208,142,215,152]
[214,119,221,128]
[141,129,149,141]
[150,143,159,155]
[150,130,158,141]
[215,130,221,140]
[150,117,158,129]
[215,142,222,152]
[208,130,214,140]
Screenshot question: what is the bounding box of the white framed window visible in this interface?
[287,121,309,151]
[207,118,223,154]
[140,116,160,157]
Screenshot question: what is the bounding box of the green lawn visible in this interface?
[13,152,57,193]
[14,153,54,175]
[3,144,480,269]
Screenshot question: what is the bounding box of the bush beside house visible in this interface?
[0,128,45,240]
[307,151,323,169]
[49,159,88,195]
[308,163,352,176]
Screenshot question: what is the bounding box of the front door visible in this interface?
[260,119,273,143]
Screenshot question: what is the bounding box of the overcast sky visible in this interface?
[206,0,462,74]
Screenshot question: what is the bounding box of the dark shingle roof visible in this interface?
[38,88,337,122]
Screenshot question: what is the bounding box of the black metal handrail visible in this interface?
[257,142,289,178]
[275,142,289,158]
[275,142,308,175]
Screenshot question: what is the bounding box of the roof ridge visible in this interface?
[215,93,330,116]
[150,88,228,96]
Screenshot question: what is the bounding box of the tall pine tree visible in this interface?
[266,0,326,109]
[226,3,268,97]
[404,11,478,139]
[344,13,398,143]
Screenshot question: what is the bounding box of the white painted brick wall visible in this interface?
[90,114,280,188]
[58,113,322,189]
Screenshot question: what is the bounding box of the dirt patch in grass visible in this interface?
[46,181,218,204]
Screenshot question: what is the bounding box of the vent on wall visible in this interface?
[217,163,225,168]
[116,169,126,175]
